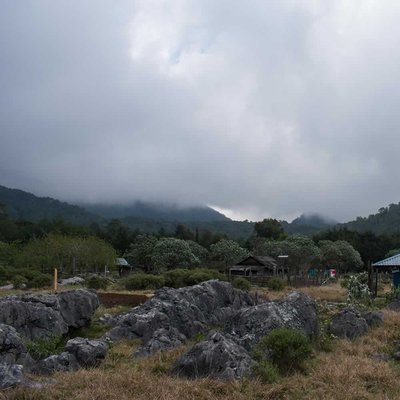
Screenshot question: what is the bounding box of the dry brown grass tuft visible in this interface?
[298,284,347,303]
[253,282,346,303]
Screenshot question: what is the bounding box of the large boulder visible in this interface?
[0,290,99,340]
[0,363,24,389]
[172,332,254,380]
[105,280,255,354]
[386,299,400,311]
[225,291,318,350]
[134,327,187,357]
[329,307,369,339]
[31,352,79,375]
[64,338,108,367]
[57,289,99,329]
[0,324,31,367]
[362,311,384,327]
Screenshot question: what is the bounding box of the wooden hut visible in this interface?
[229,255,281,278]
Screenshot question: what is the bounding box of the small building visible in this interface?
[229,255,280,278]
[373,254,400,288]
[115,258,133,277]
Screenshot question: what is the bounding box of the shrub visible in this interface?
[252,360,279,383]
[125,274,165,290]
[12,275,28,289]
[254,328,312,374]
[85,275,109,290]
[162,268,224,289]
[184,269,224,286]
[267,277,286,291]
[26,336,65,360]
[232,277,251,291]
[347,272,372,306]
[26,273,52,289]
[385,286,400,303]
[163,269,192,288]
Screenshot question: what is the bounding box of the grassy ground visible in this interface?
[3,282,400,400]
[253,282,347,303]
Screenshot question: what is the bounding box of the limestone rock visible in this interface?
[0,363,24,389]
[31,352,79,375]
[64,337,108,367]
[362,310,384,327]
[134,327,187,357]
[225,291,318,350]
[172,332,254,380]
[329,307,368,339]
[105,280,255,354]
[0,289,99,340]
[0,324,31,367]
[59,277,85,286]
[57,289,99,329]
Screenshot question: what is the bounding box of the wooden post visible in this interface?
[53,268,58,292]
[374,269,378,297]
[368,261,375,293]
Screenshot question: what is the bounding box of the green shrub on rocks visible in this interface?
[232,277,251,291]
[125,274,165,290]
[85,275,109,290]
[267,277,286,291]
[252,360,279,383]
[253,328,312,374]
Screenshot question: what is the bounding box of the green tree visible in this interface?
[186,241,209,264]
[319,240,362,273]
[124,234,158,272]
[210,239,249,270]
[254,235,321,276]
[254,219,285,240]
[151,238,199,273]
[385,248,400,259]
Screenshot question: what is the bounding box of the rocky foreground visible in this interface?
[0,289,104,388]
[103,280,319,379]
[0,280,389,389]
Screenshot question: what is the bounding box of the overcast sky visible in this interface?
[1,1,400,222]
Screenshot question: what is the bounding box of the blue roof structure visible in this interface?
[372,254,400,267]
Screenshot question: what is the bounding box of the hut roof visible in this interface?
[372,254,400,268]
[115,257,129,266]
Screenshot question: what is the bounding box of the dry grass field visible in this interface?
[4,281,400,400]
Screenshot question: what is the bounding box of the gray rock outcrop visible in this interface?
[172,332,254,380]
[386,299,400,311]
[0,289,99,340]
[0,363,24,389]
[31,352,79,375]
[59,277,85,286]
[105,280,255,355]
[31,338,108,375]
[329,307,369,339]
[362,311,384,327]
[0,324,32,367]
[57,290,100,329]
[225,291,318,350]
[64,338,108,367]
[134,327,187,357]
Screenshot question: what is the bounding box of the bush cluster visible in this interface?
[267,277,286,291]
[0,266,52,289]
[253,328,312,377]
[125,274,166,290]
[85,275,109,290]
[232,277,251,291]
[26,336,65,361]
[124,268,224,291]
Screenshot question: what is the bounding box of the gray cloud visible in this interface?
[1,0,400,222]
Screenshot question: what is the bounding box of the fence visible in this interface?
[227,274,324,288]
